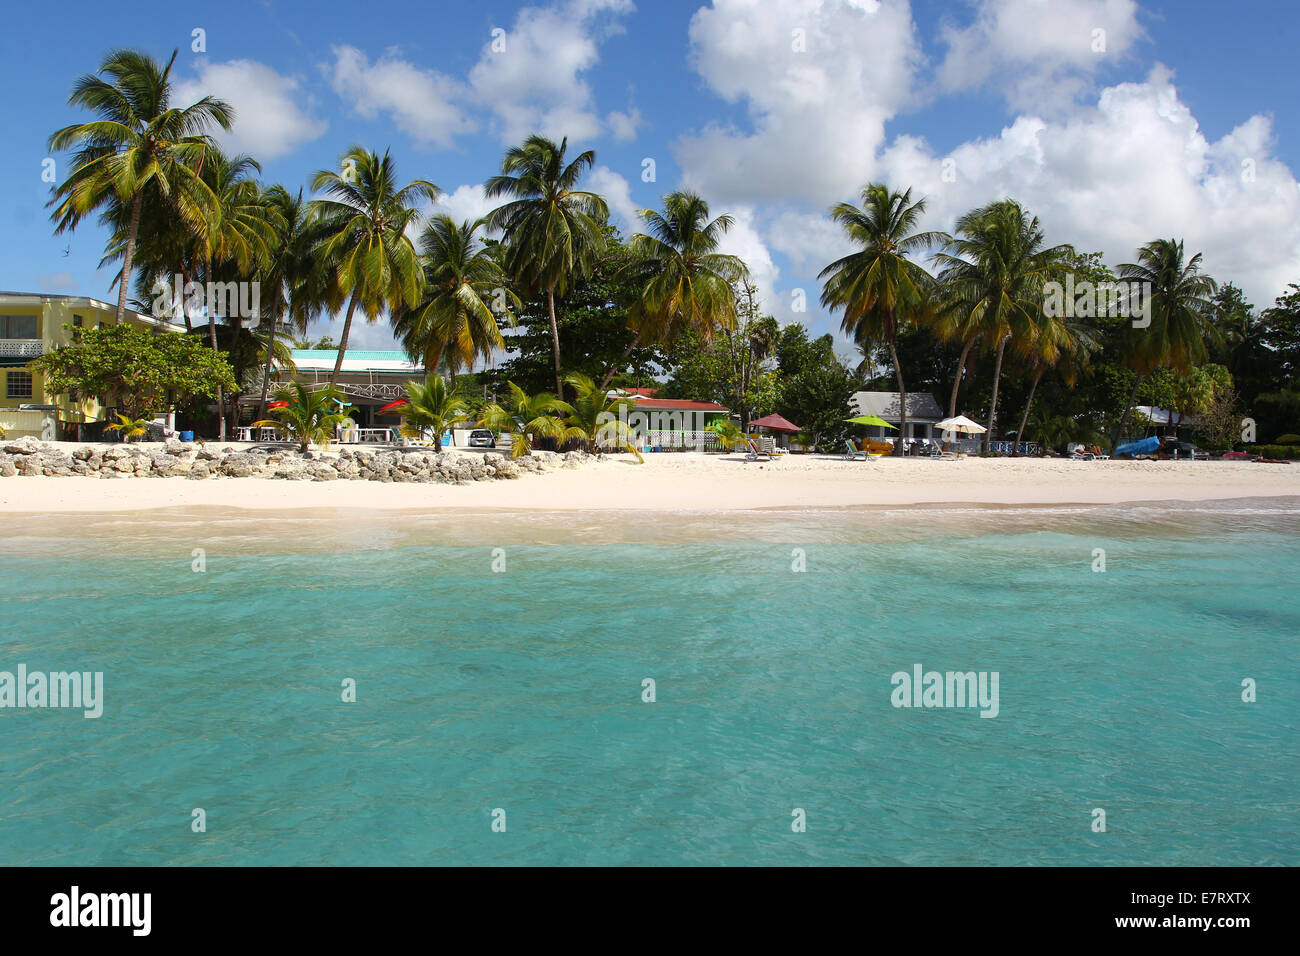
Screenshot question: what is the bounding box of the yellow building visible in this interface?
[0,292,185,439]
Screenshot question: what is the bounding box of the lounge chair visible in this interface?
[843,440,876,462]
[744,439,772,462]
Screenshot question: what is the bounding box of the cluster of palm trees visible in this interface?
[820,184,1219,453]
[48,48,1222,456]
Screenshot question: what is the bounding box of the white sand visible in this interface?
[1,448,1297,514]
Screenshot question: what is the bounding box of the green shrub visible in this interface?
[1272,433,1300,445]
[1254,445,1300,459]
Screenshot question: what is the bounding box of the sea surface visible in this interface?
[1,501,1297,865]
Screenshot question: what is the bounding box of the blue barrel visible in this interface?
[179,431,194,442]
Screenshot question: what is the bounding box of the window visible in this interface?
[6,371,33,399]
[73,315,83,328]
[0,315,38,339]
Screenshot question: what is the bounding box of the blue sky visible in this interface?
[3,0,1298,353]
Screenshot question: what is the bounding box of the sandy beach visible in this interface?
[1,446,1297,514]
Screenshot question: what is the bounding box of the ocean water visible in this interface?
[1,503,1297,866]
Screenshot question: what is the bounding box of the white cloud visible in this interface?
[468,0,635,143]
[429,184,500,227]
[328,46,474,148]
[586,166,641,232]
[176,60,326,161]
[936,0,1145,111]
[606,107,643,142]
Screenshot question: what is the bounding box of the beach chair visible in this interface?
[744,439,772,462]
[843,439,867,461]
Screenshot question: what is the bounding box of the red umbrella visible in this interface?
[378,398,410,413]
[749,413,801,432]
[267,401,289,409]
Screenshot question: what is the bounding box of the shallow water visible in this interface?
[1,501,1297,865]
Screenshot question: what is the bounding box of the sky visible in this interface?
[3,0,1298,355]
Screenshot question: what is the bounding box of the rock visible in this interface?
[103,446,131,461]
[187,462,211,479]
[72,446,95,461]
[163,461,193,477]
[307,463,339,481]
[164,439,189,457]
[218,454,260,478]
[18,457,43,476]
[2,436,41,455]
[0,454,16,477]
[490,457,519,479]
[196,447,221,461]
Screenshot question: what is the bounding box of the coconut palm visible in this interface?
[478,381,573,459]
[819,184,942,455]
[105,413,149,443]
[394,374,471,447]
[310,146,439,387]
[706,418,747,452]
[47,48,232,320]
[251,382,352,453]
[1011,313,1101,455]
[1108,239,1219,450]
[559,372,644,461]
[599,191,748,390]
[256,186,328,419]
[486,135,609,396]
[932,200,1072,452]
[391,216,518,380]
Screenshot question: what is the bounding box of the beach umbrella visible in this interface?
[378,398,410,414]
[844,414,898,430]
[267,400,289,410]
[934,415,986,451]
[749,413,802,432]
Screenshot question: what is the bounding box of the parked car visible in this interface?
[1165,440,1209,460]
[467,428,497,449]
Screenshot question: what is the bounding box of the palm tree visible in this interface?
[819,185,942,455]
[310,146,439,387]
[1011,313,1100,455]
[391,216,518,380]
[560,373,644,460]
[486,135,609,396]
[478,381,573,459]
[105,413,149,443]
[256,186,327,420]
[395,374,471,447]
[599,190,748,391]
[706,418,747,452]
[933,200,1072,452]
[1109,239,1219,451]
[48,48,232,320]
[251,382,352,453]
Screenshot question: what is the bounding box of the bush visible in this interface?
[1272,433,1300,445]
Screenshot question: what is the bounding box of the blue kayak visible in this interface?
[1115,436,1161,457]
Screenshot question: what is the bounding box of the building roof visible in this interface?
[290,349,421,373]
[1135,405,1196,425]
[850,391,944,423]
[628,397,729,412]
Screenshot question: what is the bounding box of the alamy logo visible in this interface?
[1043,274,1152,328]
[50,886,151,936]
[890,664,1000,718]
[149,275,261,325]
[0,664,103,718]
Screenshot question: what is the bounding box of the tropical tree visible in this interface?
[251,382,352,453]
[819,184,942,454]
[394,374,471,447]
[600,190,748,390]
[706,418,747,452]
[1011,313,1100,455]
[47,49,232,320]
[310,146,439,387]
[1108,239,1219,450]
[256,185,327,420]
[559,372,644,460]
[486,135,609,396]
[478,381,572,459]
[932,200,1072,452]
[391,216,518,379]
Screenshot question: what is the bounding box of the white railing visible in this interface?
[0,340,43,358]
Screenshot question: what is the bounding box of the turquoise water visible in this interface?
[1,504,1298,865]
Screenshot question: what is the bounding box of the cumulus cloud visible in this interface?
[606,107,643,142]
[328,46,474,148]
[468,0,636,143]
[586,166,642,232]
[936,0,1145,112]
[176,60,327,160]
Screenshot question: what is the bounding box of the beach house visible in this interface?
[258,349,425,430]
[613,388,731,450]
[849,391,945,441]
[0,291,186,439]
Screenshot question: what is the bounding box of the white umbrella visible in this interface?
[934,415,986,451]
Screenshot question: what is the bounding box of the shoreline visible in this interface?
[1,452,1297,516]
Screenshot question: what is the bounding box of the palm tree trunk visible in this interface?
[226,311,244,439]
[1013,368,1044,457]
[116,192,143,322]
[205,259,226,442]
[546,287,562,396]
[948,336,975,418]
[257,318,280,422]
[1110,372,1146,454]
[329,290,361,388]
[599,331,641,392]
[889,337,907,457]
[180,264,194,332]
[983,335,1009,453]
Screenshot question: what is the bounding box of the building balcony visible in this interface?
[0,339,44,358]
